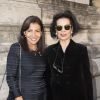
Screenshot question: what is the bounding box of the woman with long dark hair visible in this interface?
[6,16,47,100]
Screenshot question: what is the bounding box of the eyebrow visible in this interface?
[57,24,71,26]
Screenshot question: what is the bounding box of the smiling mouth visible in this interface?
[32,38,37,40]
[28,37,38,41]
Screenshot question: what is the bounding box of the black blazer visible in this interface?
[44,39,93,100]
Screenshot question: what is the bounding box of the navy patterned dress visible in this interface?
[6,43,47,100]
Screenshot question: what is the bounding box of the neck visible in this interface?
[60,39,70,53]
[28,44,38,51]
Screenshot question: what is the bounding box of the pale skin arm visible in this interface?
[15,96,23,100]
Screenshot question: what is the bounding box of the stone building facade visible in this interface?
[0,0,100,100]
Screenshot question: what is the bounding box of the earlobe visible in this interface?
[24,32,26,37]
[55,34,58,39]
[24,31,26,35]
[71,31,73,34]
[71,28,73,35]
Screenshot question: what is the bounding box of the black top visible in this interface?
[6,43,47,100]
[44,39,93,100]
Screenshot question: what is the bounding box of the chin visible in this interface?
[30,41,39,45]
[60,37,70,41]
[60,38,68,40]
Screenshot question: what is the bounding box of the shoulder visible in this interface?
[70,40,88,55]
[74,43,88,56]
[11,42,19,47]
[75,42,87,50]
[43,43,57,56]
[46,44,56,51]
[9,42,20,54]
[10,42,19,49]
[45,43,58,52]
[71,40,87,50]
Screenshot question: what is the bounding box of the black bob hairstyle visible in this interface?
[18,15,44,52]
[50,10,81,38]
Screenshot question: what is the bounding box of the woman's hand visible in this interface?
[15,96,23,100]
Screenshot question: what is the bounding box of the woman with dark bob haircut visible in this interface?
[6,16,48,100]
[44,10,93,100]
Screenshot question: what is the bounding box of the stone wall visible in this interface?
[0,0,100,100]
[0,0,41,25]
[93,0,100,14]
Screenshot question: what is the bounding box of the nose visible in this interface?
[31,31,36,37]
[61,26,66,31]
